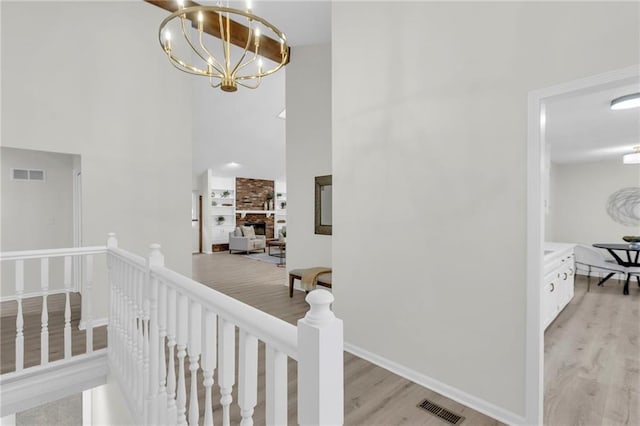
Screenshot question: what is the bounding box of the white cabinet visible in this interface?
[542,244,575,330]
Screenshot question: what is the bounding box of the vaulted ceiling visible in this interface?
[153,1,332,181]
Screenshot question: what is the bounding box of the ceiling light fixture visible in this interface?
[610,93,640,110]
[158,1,289,92]
[623,146,640,164]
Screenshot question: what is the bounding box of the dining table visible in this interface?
[592,243,640,295]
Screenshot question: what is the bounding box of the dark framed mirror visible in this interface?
[315,175,332,235]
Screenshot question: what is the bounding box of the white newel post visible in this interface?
[147,244,164,426]
[297,290,344,426]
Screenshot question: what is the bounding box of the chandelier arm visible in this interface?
[197,29,225,75]
[237,50,288,80]
[236,76,262,90]
[168,53,221,77]
[179,15,224,75]
[229,25,255,77]
[218,11,231,75]
[232,53,257,77]
[209,77,222,89]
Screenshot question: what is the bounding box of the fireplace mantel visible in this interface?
[237,210,275,219]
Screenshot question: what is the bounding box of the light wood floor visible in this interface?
[193,252,502,426]
[544,275,639,426]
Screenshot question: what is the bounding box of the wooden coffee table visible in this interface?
[267,239,286,267]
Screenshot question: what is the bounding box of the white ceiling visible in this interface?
[546,81,640,164]
[192,1,331,181]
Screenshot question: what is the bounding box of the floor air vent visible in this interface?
[417,399,465,425]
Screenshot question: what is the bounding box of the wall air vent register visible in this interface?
[11,169,46,181]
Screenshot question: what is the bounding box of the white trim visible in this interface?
[526,65,640,426]
[0,288,68,303]
[78,317,108,331]
[0,246,107,261]
[344,342,526,426]
[0,350,108,417]
[82,389,92,426]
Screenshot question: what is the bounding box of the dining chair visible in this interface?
[574,245,626,292]
[626,266,640,290]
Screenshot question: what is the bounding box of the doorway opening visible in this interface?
[527,65,640,425]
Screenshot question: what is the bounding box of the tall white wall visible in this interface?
[286,44,332,269]
[1,148,77,295]
[332,2,639,422]
[549,160,640,244]
[1,1,192,275]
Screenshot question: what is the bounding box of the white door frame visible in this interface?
[526,64,639,425]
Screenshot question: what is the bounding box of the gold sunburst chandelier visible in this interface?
[158,1,289,92]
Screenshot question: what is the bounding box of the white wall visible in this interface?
[1,1,192,311]
[88,373,134,426]
[549,159,640,244]
[1,148,77,296]
[286,44,332,270]
[331,2,639,423]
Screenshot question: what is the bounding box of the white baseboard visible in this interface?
[343,342,527,426]
[78,317,109,331]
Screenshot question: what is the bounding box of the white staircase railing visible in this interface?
[0,246,108,416]
[106,233,343,425]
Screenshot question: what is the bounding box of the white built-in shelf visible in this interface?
[236,210,276,218]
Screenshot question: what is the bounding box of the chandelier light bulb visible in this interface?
[177,0,184,8]
[246,0,252,12]
[197,11,203,22]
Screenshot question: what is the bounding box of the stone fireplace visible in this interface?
[235,177,276,238]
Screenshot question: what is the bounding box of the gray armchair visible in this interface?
[229,231,266,254]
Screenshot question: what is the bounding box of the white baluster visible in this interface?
[266,345,288,426]
[166,287,178,423]
[137,268,145,414]
[147,244,164,425]
[202,310,217,426]
[143,297,150,423]
[115,259,123,370]
[218,318,236,426]
[238,330,258,426]
[158,280,168,420]
[15,260,24,372]
[64,256,72,359]
[106,234,117,361]
[297,290,344,426]
[188,301,202,426]
[85,254,94,353]
[176,293,188,426]
[41,258,49,365]
[127,264,135,392]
